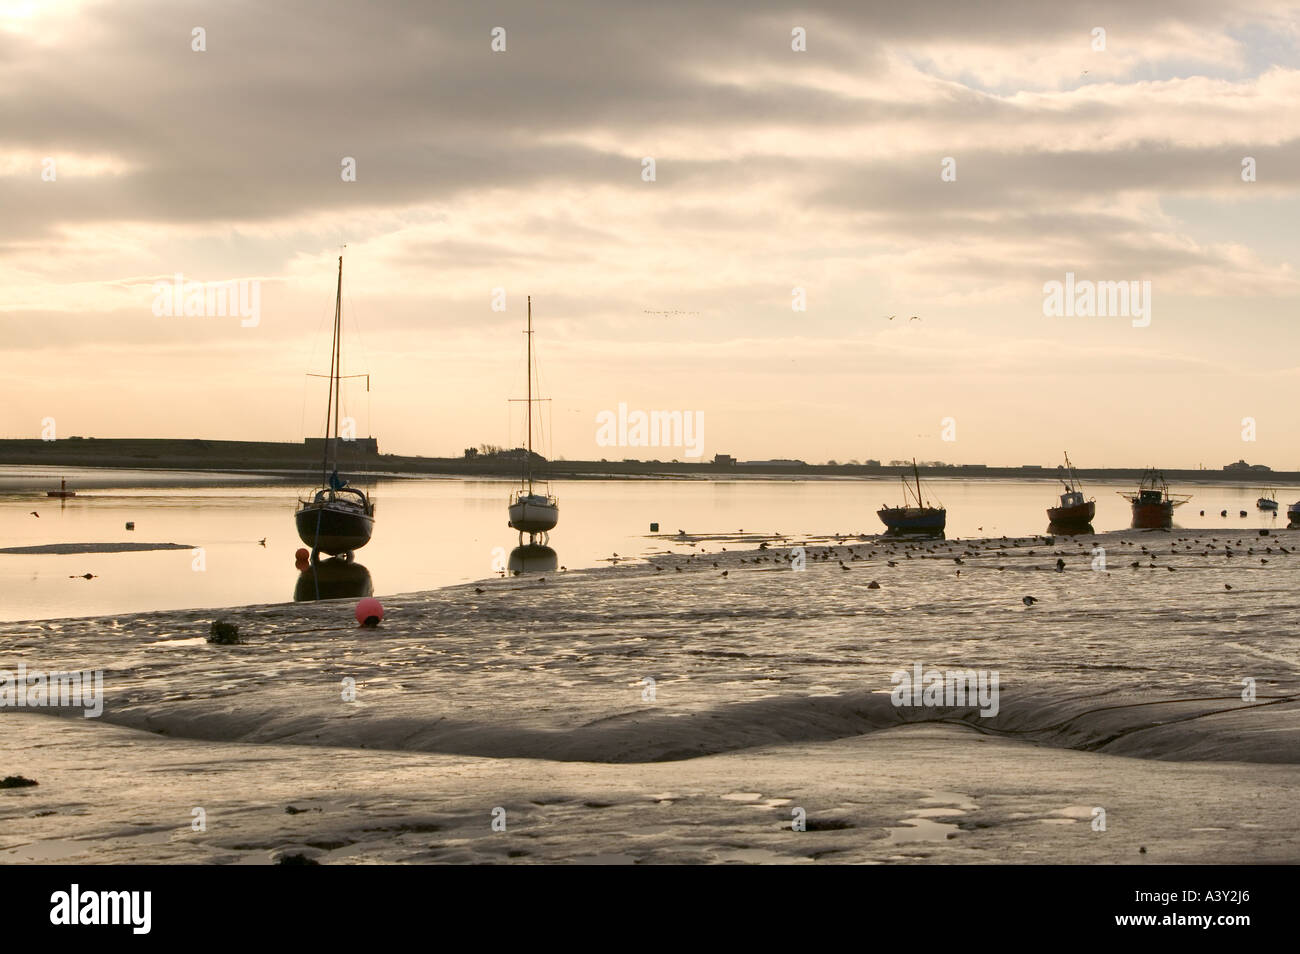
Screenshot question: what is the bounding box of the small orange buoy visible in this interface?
[295,548,309,563]
[355,597,383,627]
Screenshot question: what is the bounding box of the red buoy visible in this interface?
[355,597,383,627]
[295,548,310,563]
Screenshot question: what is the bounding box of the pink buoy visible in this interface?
[355,597,383,628]
[295,548,310,563]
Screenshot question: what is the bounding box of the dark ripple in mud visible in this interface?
[60,686,1300,766]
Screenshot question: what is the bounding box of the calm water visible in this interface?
[0,465,1293,621]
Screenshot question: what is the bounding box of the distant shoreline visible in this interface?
[0,437,1294,486]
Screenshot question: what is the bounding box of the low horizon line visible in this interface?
[0,435,1292,476]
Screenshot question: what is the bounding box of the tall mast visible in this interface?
[321,255,343,478]
[526,297,534,493]
[913,458,923,506]
[333,256,343,451]
[1064,451,1082,494]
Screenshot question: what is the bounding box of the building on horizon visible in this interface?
[1224,459,1271,472]
[304,437,379,455]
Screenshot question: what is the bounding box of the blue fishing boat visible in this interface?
[878,459,946,534]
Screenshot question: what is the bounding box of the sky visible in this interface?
[2,0,1300,468]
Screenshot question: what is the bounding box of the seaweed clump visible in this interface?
[207,620,242,645]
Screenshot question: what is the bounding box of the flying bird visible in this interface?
[29,511,39,518]
[909,315,921,321]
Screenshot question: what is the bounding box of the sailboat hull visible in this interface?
[877,507,946,533]
[508,496,559,533]
[295,502,374,554]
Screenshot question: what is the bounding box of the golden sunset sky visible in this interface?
[3,0,1300,467]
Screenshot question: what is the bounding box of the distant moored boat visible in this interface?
[46,478,76,498]
[1257,488,1278,511]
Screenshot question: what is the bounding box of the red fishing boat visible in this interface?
[1119,468,1189,529]
[1046,452,1094,530]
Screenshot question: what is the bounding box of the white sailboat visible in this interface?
[507,296,559,544]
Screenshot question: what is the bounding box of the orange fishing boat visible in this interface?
[1119,468,1189,529]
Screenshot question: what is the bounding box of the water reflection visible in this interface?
[294,557,373,602]
[1047,522,1095,536]
[882,529,945,540]
[508,544,558,574]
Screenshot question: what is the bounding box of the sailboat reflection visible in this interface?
[507,544,558,574]
[294,556,373,602]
